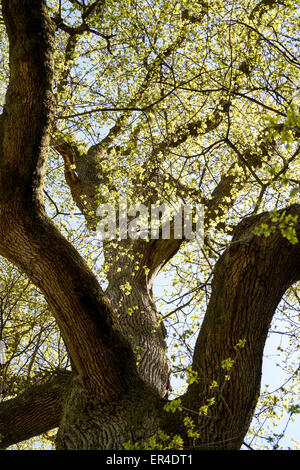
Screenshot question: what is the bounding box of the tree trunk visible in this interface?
[104,237,183,398]
[55,375,165,450]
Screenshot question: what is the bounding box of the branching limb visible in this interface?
[0,371,71,449]
[182,204,300,449]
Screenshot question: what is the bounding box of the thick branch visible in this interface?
[0,0,139,400]
[182,204,300,449]
[0,371,71,449]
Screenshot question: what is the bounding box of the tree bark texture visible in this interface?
[182,206,300,449]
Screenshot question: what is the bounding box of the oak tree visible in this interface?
[0,0,299,450]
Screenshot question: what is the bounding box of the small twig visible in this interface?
[243,441,254,450]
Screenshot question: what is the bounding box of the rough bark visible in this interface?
[0,371,71,449]
[104,235,185,398]
[55,374,165,450]
[182,205,300,449]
